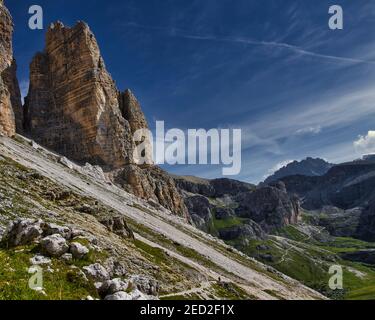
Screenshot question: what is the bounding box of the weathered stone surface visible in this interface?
[30,255,51,266]
[42,222,72,240]
[2,219,43,247]
[0,1,22,136]
[129,275,159,296]
[119,89,148,134]
[69,242,89,259]
[40,234,69,257]
[98,278,129,296]
[235,186,300,232]
[83,263,110,282]
[184,195,213,232]
[23,21,187,217]
[219,221,267,241]
[113,165,189,218]
[99,216,134,239]
[24,22,134,169]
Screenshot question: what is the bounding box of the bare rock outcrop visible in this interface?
[24,21,188,217]
[112,165,189,219]
[0,0,22,136]
[119,89,149,134]
[24,21,134,169]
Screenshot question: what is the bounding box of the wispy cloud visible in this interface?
[124,22,375,66]
[295,126,322,136]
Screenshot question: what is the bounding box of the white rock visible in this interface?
[99,278,129,296]
[104,291,132,301]
[30,255,51,265]
[61,253,73,262]
[83,263,110,282]
[3,219,43,247]
[40,234,69,257]
[70,242,89,259]
[59,157,75,170]
[43,223,72,240]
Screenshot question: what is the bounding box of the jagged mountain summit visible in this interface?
[0,0,22,136]
[22,21,188,218]
[264,157,334,184]
[24,21,135,169]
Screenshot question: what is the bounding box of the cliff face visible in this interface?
[24,21,188,218]
[24,22,134,169]
[0,0,22,136]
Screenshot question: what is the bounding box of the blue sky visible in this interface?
[6,0,375,183]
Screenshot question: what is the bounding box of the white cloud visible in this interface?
[295,126,322,135]
[354,131,375,154]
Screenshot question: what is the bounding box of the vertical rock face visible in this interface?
[112,165,189,219]
[24,21,188,218]
[119,89,149,134]
[24,22,134,169]
[0,0,22,136]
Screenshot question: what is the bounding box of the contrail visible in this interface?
[125,22,375,66]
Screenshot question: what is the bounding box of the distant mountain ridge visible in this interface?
[264,157,334,184]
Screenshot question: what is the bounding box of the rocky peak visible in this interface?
[0,0,22,135]
[24,21,134,169]
[23,20,188,218]
[264,157,334,184]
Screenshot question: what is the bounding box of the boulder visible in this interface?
[40,234,69,257]
[30,255,51,265]
[69,242,89,259]
[61,253,73,262]
[2,219,43,247]
[98,278,129,296]
[83,263,110,282]
[105,258,128,278]
[104,291,132,301]
[99,216,134,239]
[42,223,72,240]
[129,275,159,296]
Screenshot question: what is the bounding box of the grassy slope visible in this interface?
[0,154,260,300]
[210,211,375,300]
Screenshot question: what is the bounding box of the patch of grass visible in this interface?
[211,282,254,300]
[0,245,98,300]
[213,216,248,231]
[276,225,309,242]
